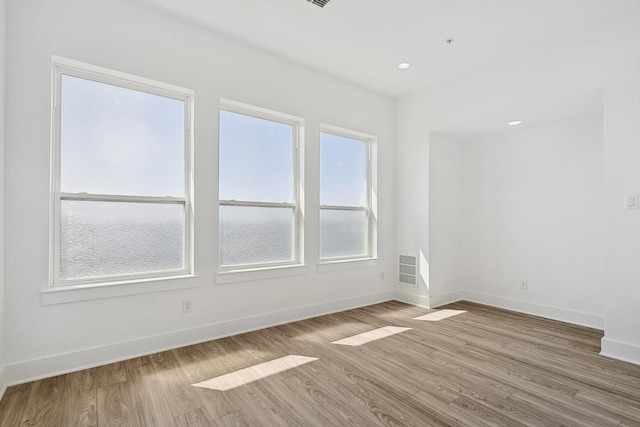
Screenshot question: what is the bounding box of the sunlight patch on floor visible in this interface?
[331,326,412,346]
[192,355,318,391]
[413,309,467,321]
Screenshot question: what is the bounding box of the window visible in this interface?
[320,126,376,260]
[50,57,193,287]
[218,100,303,270]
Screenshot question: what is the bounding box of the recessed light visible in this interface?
[398,62,411,70]
[508,120,523,126]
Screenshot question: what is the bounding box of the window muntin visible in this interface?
[320,129,373,260]
[218,102,302,270]
[51,58,193,286]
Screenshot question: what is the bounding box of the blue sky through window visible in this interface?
[320,132,367,207]
[60,75,185,197]
[219,110,294,202]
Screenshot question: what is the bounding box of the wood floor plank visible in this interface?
[254,375,344,426]
[406,390,496,427]
[343,372,456,426]
[209,410,261,427]
[95,361,127,388]
[0,388,28,426]
[174,408,212,427]
[2,300,639,426]
[436,316,619,393]
[19,375,66,427]
[418,348,519,400]
[453,342,581,398]
[574,387,640,420]
[450,392,550,427]
[619,416,640,427]
[96,382,147,427]
[613,376,640,401]
[146,350,206,419]
[171,343,240,421]
[221,379,308,426]
[507,388,622,426]
[284,372,395,426]
[131,358,179,425]
[62,368,97,427]
[288,353,414,426]
[449,394,531,427]
[286,365,373,426]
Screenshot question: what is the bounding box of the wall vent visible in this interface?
[306,0,330,8]
[398,255,417,286]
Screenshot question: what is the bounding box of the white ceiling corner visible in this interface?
[138,0,634,136]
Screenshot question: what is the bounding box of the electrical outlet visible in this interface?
[624,195,639,210]
[519,280,528,290]
[183,299,193,313]
[380,272,385,281]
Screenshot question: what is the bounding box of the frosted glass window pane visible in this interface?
[220,206,294,267]
[60,75,185,196]
[320,133,367,206]
[60,200,184,279]
[219,110,294,203]
[320,209,368,258]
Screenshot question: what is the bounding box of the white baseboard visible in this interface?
[462,290,604,330]
[5,290,394,386]
[394,289,602,330]
[429,290,464,308]
[394,289,430,308]
[0,365,6,401]
[601,337,640,366]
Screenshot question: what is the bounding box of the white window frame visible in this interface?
[49,56,195,288]
[319,124,377,263]
[218,99,304,272]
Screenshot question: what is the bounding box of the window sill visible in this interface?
[317,257,379,273]
[216,264,308,284]
[41,274,197,305]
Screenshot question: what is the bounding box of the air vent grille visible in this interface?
[398,255,417,286]
[306,0,330,8]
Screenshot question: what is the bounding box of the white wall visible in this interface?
[394,102,430,307]
[396,4,640,363]
[3,0,396,384]
[459,113,604,328]
[428,134,464,307]
[0,0,7,398]
[601,13,640,364]
[394,6,610,309]
[428,114,605,328]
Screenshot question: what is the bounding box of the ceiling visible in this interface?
[140,0,633,98]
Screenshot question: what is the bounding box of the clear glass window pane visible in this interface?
[60,200,185,279]
[219,110,294,203]
[60,75,185,197]
[320,209,368,259]
[320,133,367,206]
[219,206,294,267]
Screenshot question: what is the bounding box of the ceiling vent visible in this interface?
[306,0,330,8]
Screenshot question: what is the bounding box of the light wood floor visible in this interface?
[1,300,639,426]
